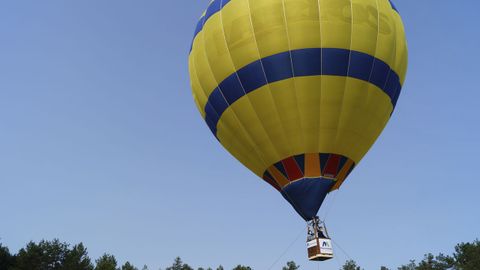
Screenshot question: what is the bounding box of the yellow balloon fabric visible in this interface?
[189,0,407,220]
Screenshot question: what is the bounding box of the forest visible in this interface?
[0,239,479,270]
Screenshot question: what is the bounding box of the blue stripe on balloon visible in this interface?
[389,0,400,13]
[385,71,400,101]
[193,17,205,41]
[218,75,244,105]
[370,58,391,89]
[204,48,402,136]
[263,51,294,82]
[190,0,232,51]
[237,61,267,93]
[190,16,205,51]
[291,49,321,76]
[205,115,217,135]
[348,50,374,80]
[205,0,222,19]
[392,83,402,108]
[208,88,229,114]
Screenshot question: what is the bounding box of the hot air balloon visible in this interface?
[189,0,407,261]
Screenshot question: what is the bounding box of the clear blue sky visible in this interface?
[0,1,479,269]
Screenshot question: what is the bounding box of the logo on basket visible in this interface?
[322,241,330,248]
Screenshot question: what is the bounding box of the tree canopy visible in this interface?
[282,261,300,270]
[95,254,117,270]
[121,261,138,270]
[232,266,252,270]
[0,239,479,270]
[397,240,480,270]
[165,257,194,270]
[341,260,363,270]
[0,243,15,270]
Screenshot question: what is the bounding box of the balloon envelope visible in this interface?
[189,0,407,221]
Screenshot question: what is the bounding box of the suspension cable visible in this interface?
[331,238,355,262]
[321,190,340,223]
[267,226,305,270]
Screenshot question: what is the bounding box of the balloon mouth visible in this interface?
[262,153,355,220]
[282,177,335,221]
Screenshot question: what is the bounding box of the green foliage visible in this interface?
[13,239,70,270]
[63,243,94,270]
[282,261,300,270]
[452,240,480,270]
[95,254,118,270]
[0,243,15,270]
[9,239,94,270]
[165,257,193,270]
[1,238,480,270]
[121,261,138,270]
[341,260,362,270]
[232,265,252,270]
[398,260,416,270]
[397,245,478,270]
[415,253,453,270]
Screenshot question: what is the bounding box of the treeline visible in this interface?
[0,240,294,270]
[342,239,480,270]
[0,239,479,270]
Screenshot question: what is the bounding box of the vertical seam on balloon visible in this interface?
[390,6,405,110]
[190,57,210,119]
[243,0,307,220]
[332,0,379,173]
[216,0,290,184]
[378,1,398,127]
[316,0,323,154]
[193,22,228,137]
[360,0,383,169]
[366,0,396,147]
[354,0,381,173]
[365,0,381,118]
[357,0,390,159]
[331,0,355,172]
[383,1,399,116]
[200,5,270,176]
[385,2,398,100]
[381,2,398,112]
[192,60,254,168]
[391,15,405,109]
[243,0,297,161]
[190,36,224,134]
[280,0,308,155]
[216,0,286,171]
[369,0,381,83]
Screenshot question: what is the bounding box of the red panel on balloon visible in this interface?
[323,154,341,178]
[282,157,304,181]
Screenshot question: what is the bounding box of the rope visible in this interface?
[321,190,339,223]
[267,226,305,270]
[331,238,355,262]
[333,253,344,269]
